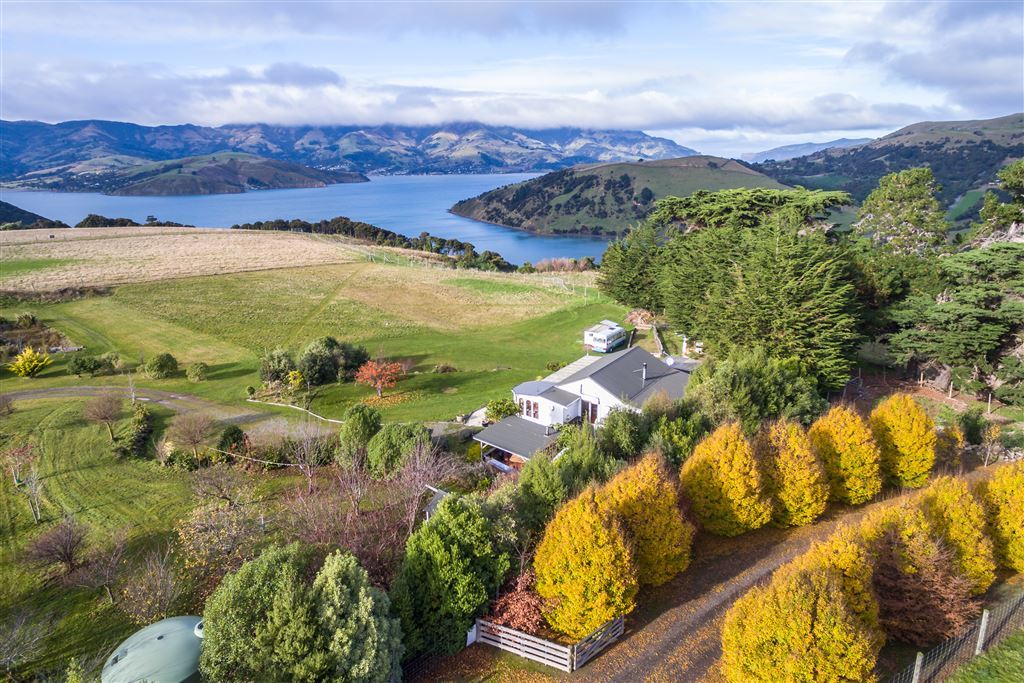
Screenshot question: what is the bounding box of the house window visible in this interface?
[518,398,524,415]
[533,402,539,419]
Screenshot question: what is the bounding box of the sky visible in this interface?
[1,0,1022,156]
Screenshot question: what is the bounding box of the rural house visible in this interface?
[474,346,692,468]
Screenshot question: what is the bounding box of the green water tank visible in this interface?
[101,616,204,683]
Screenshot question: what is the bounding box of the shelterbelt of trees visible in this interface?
[598,161,1024,405]
[230,215,516,271]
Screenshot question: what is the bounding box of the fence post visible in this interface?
[911,651,923,683]
[975,609,990,655]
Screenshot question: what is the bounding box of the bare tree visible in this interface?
[289,424,328,494]
[168,412,217,464]
[74,530,127,603]
[1,443,36,485]
[83,394,123,441]
[26,515,87,575]
[191,464,250,508]
[982,423,1003,466]
[123,369,137,404]
[393,441,474,536]
[0,608,52,670]
[0,393,13,416]
[119,547,181,625]
[21,464,44,524]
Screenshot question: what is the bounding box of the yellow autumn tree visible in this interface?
[977,462,1024,572]
[679,422,771,537]
[597,452,695,586]
[721,565,879,683]
[533,488,638,639]
[756,419,829,527]
[869,394,936,488]
[5,347,53,378]
[808,405,882,505]
[917,476,996,595]
[935,425,965,471]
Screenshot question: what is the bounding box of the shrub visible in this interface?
[598,408,648,459]
[120,548,181,626]
[113,403,154,459]
[390,496,509,658]
[957,406,988,445]
[808,404,882,504]
[485,397,519,423]
[977,462,1024,571]
[556,423,618,496]
[869,393,936,488]
[597,453,695,586]
[16,312,38,328]
[917,476,996,594]
[67,354,101,377]
[297,337,358,386]
[259,348,295,384]
[679,422,772,536]
[366,423,429,479]
[433,363,457,374]
[336,404,382,465]
[516,453,567,532]
[5,347,52,377]
[217,425,246,454]
[186,362,210,383]
[143,352,178,379]
[26,515,87,575]
[721,566,880,683]
[533,488,638,639]
[647,408,712,467]
[756,419,829,527]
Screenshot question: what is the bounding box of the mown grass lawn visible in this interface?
[950,628,1024,682]
[0,399,195,675]
[2,262,625,422]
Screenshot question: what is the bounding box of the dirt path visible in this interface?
[1,385,274,425]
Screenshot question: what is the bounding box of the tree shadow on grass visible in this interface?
[205,362,255,381]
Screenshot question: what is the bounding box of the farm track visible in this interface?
[285,261,369,346]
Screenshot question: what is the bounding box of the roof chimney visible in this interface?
[641,362,647,387]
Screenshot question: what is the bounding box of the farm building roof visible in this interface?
[474,416,559,458]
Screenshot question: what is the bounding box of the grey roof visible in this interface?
[557,346,691,406]
[474,416,558,458]
[540,386,579,406]
[102,616,202,683]
[513,381,580,407]
[513,380,555,396]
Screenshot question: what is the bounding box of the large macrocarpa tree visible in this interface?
[853,167,948,254]
[679,422,772,537]
[868,393,937,489]
[533,488,638,639]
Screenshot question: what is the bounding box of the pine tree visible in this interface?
[679,422,772,536]
[917,476,996,595]
[597,453,695,586]
[869,394,936,488]
[516,453,567,532]
[854,167,948,254]
[533,488,638,639]
[721,566,879,683]
[808,405,882,505]
[756,419,829,526]
[596,222,663,310]
[977,462,1024,572]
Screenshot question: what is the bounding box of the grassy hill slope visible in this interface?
[3,152,368,196]
[0,200,51,226]
[756,113,1024,211]
[451,156,788,236]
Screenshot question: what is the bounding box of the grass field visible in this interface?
[947,189,987,222]
[1,243,624,421]
[0,258,76,282]
[0,399,194,673]
[950,629,1024,682]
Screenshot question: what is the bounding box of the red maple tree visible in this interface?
[355,359,403,397]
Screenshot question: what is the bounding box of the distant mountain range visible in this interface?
[755,113,1024,209]
[741,138,872,163]
[450,156,787,236]
[3,152,367,196]
[0,120,698,180]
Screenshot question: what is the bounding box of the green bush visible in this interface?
[113,403,154,459]
[366,423,430,479]
[144,352,178,379]
[186,361,210,383]
[598,408,648,459]
[336,404,382,466]
[485,397,519,423]
[67,354,102,377]
[258,348,295,384]
[217,425,246,454]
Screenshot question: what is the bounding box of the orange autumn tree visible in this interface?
[597,452,695,586]
[869,393,936,488]
[808,405,882,505]
[355,360,403,397]
[756,419,829,527]
[533,488,638,639]
[680,422,771,537]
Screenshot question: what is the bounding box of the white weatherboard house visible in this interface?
[474,346,692,469]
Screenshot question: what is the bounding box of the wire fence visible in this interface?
[888,592,1024,683]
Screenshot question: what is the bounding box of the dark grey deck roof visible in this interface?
[557,346,690,406]
[474,416,558,458]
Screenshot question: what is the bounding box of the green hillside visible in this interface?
[451,156,788,235]
[0,200,51,226]
[2,152,369,196]
[757,113,1024,210]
